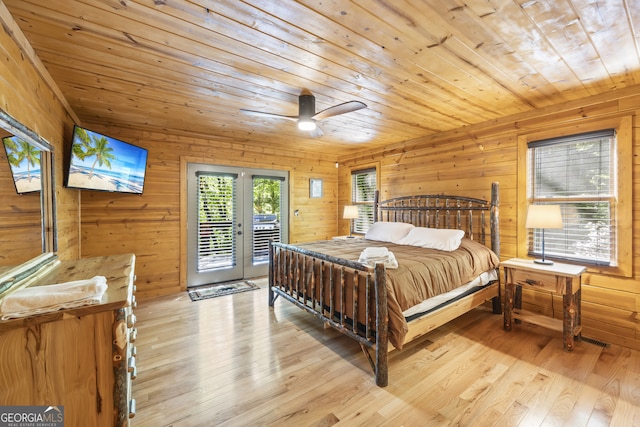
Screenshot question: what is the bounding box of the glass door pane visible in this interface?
[251,176,283,265]
[197,173,237,271]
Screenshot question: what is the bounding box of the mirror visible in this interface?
[0,108,57,293]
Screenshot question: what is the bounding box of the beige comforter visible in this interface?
[293,238,500,349]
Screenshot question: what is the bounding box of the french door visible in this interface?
[186,163,288,287]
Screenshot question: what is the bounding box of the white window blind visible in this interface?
[527,129,616,265]
[197,172,237,270]
[351,168,376,234]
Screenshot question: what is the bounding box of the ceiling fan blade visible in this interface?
[312,101,367,120]
[240,109,298,122]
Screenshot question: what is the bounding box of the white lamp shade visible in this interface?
[343,205,359,219]
[525,205,563,229]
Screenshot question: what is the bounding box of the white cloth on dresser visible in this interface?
[358,247,399,269]
[0,276,108,320]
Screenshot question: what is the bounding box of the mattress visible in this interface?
[292,237,500,349]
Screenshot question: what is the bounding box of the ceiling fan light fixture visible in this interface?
[297,118,316,131]
[240,90,366,137]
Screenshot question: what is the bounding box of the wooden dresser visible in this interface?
[0,254,137,426]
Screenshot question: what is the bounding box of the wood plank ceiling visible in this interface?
[4,0,640,155]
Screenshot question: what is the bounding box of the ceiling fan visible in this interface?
[240,90,367,137]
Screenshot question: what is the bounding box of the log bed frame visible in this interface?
[268,182,501,387]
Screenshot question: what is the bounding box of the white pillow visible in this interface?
[364,222,415,244]
[398,227,465,252]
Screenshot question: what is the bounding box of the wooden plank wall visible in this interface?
[337,86,640,351]
[0,159,42,266]
[77,125,339,298]
[0,4,78,266]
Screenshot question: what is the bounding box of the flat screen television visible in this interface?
[2,135,42,195]
[66,125,148,194]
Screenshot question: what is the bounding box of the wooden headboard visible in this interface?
[373,182,500,256]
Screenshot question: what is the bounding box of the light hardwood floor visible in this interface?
[132,279,640,426]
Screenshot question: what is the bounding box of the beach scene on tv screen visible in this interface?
[3,136,41,194]
[67,127,147,193]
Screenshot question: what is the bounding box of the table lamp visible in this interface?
[525,204,563,265]
[343,205,359,238]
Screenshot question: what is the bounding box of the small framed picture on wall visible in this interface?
[310,178,323,198]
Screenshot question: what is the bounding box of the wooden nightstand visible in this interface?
[502,258,586,351]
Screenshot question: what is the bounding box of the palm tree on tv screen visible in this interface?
[73,128,116,179]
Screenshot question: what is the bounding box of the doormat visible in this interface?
[187,280,259,302]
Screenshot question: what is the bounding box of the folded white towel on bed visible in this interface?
[360,247,390,258]
[358,247,399,269]
[0,276,108,320]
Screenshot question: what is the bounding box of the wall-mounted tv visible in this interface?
[66,125,148,194]
[2,135,42,195]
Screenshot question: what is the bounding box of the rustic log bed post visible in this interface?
[268,183,500,387]
[490,181,501,313]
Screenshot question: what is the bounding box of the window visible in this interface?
[351,168,377,234]
[527,129,616,266]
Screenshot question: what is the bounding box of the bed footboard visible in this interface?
[268,241,390,387]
